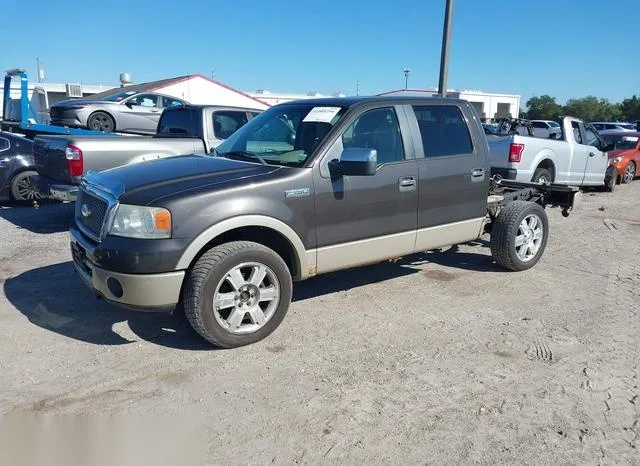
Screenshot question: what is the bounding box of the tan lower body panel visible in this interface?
[314,218,485,276]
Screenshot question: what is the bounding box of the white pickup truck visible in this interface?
[488,117,617,191]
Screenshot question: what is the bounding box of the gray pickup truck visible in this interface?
[69,96,580,348]
[33,104,261,201]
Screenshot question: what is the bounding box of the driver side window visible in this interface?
[584,126,600,148]
[341,107,405,165]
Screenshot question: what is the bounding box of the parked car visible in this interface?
[0,131,42,203]
[598,131,640,184]
[591,121,636,132]
[530,120,562,139]
[49,90,188,135]
[68,96,580,348]
[34,105,262,201]
[488,116,616,190]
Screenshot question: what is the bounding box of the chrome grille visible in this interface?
[75,188,108,240]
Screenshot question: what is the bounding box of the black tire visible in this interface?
[87,111,115,132]
[622,162,635,184]
[183,241,293,348]
[10,170,43,202]
[602,166,617,192]
[532,167,552,184]
[490,201,549,271]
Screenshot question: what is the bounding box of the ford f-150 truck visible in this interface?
[69,96,580,348]
[488,117,616,190]
[33,104,261,201]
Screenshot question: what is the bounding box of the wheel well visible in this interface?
[189,226,300,279]
[536,160,555,181]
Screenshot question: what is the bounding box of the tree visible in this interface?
[524,95,562,120]
[620,95,640,122]
[563,96,622,122]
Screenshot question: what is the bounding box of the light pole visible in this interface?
[403,68,411,89]
[437,0,454,97]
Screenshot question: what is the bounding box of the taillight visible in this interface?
[509,143,525,163]
[65,144,83,177]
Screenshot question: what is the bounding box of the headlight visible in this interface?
[108,204,172,239]
[611,156,623,164]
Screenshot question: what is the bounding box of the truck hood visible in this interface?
[83,155,281,204]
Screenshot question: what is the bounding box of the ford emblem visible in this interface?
[81,204,92,218]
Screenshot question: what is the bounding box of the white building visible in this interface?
[378,88,521,122]
[1,74,270,120]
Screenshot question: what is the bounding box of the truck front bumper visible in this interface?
[34,175,78,202]
[69,228,185,313]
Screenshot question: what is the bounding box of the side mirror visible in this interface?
[602,142,615,152]
[124,101,135,108]
[328,148,377,177]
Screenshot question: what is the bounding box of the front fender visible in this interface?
[174,215,315,280]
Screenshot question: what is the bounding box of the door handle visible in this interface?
[398,176,416,191]
[471,168,484,177]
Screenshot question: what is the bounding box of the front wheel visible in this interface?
[183,241,293,348]
[490,201,549,271]
[602,166,617,192]
[87,111,115,132]
[622,162,635,184]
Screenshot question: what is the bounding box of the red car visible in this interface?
[601,131,640,184]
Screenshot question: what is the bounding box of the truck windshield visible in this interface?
[215,104,348,167]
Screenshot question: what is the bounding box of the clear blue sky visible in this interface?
[3,0,639,105]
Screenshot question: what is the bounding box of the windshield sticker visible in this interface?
[303,107,341,123]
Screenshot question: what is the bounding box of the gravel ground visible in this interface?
[0,184,638,465]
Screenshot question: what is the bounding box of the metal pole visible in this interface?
[37,57,42,83]
[356,80,360,96]
[437,0,454,97]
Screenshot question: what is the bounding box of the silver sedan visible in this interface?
[49,90,187,135]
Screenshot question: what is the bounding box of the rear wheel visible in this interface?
[622,162,635,184]
[10,170,43,202]
[87,111,115,132]
[532,167,552,184]
[183,241,293,348]
[490,201,549,271]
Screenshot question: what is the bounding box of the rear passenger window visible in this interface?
[412,106,473,157]
[342,107,405,165]
[213,111,249,140]
[0,138,9,151]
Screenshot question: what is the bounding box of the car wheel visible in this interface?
[603,166,617,192]
[183,241,293,348]
[490,201,549,271]
[532,168,552,184]
[87,111,115,132]
[10,170,43,202]
[622,162,635,184]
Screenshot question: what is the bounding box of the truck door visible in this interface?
[313,105,418,274]
[407,103,488,250]
[568,121,590,185]
[582,123,608,186]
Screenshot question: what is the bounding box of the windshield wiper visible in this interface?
[218,150,268,166]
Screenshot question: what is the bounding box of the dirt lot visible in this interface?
[0,183,638,465]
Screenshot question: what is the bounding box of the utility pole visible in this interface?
[403,68,411,89]
[356,80,360,96]
[36,57,44,82]
[437,0,454,97]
